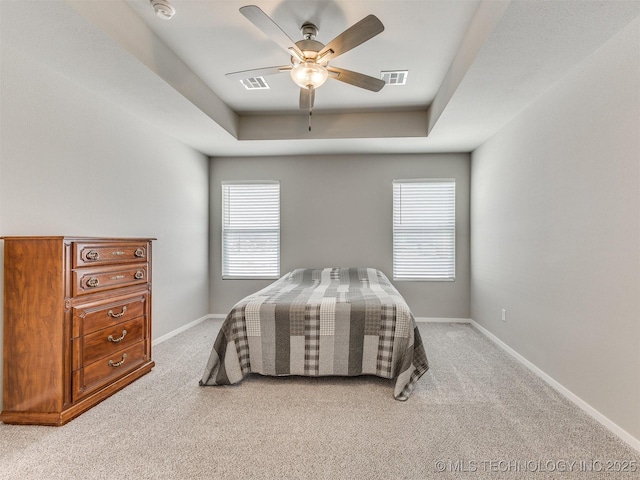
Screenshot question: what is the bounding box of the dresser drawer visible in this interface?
[73,293,147,336]
[72,317,145,370]
[72,341,147,402]
[73,264,148,296]
[73,241,149,267]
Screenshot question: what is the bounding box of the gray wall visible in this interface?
[210,153,470,318]
[471,17,640,441]
[0,48,211,408]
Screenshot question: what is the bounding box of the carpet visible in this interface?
[0,320,637,479]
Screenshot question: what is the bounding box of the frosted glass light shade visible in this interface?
[290,62,328,89]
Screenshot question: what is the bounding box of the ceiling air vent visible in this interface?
[381,70,408,86]
[240,77,270,90]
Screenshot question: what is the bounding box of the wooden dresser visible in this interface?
[1,237,155,425]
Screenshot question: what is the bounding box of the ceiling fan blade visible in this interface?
[226,65,291,81]
[318,15,384,61]
[326,66,385,92]
[299,87,315,110]
[240,5,304,60]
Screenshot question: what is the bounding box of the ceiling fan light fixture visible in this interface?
[290,62,328,89]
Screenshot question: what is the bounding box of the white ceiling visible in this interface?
[3,0,640,157]
[127,0,481,114]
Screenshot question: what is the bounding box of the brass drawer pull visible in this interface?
[108,354,127,368]
[86,277,99,288]
[107,330,127,343]
[134,271,144,280]
[86,250,99,261]
[134,248,145,258]
[108,306,127,318]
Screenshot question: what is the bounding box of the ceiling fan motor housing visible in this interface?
[293,39,325,63]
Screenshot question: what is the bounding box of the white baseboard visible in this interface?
[470,319,640,453]
[152,314,214,346]
[415,317,471,323]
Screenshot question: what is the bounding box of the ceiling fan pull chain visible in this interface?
[308,86,314,131]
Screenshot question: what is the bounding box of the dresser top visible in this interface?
[1,236,156,241]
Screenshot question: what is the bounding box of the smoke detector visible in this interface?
[150,0,175,20]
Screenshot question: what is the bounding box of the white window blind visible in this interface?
[393,179,455,281]
[222,181,280,279]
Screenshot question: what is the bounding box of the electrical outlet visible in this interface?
[501,309,507,322]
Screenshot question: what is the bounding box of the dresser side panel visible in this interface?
[2,238,66,413]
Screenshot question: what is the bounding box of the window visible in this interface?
[393,179,455,281]
[222,181,280,279]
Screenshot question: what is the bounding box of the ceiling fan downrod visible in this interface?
[301,23,318,40]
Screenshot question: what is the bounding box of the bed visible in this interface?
[199,267,429,400]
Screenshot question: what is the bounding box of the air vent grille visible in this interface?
[381,70,408,86]
[240,77,270,90]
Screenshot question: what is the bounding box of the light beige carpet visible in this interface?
[0,320,638,479]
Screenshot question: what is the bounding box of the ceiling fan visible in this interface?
[227,5,386,129]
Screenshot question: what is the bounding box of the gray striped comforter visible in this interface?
[199,267,429,400]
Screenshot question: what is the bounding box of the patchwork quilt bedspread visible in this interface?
[199,267,429,400]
